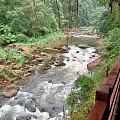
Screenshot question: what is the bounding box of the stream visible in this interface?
[0,45,99,120]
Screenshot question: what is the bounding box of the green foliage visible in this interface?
[15,31,63,46]
[0,33,16,46]
[100,28,120,69]
[6,49,27,65]
[75,75,94,101]
[83,39,96,47]
[93,0,120,35]
[67,75,94,107]
[93,9,112,34]
[15,34,29,43]
[0,0,59,37]
[0,48,7,58]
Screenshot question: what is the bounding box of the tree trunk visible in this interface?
[56,0,61,28]
[69,0,72,30]
[76,0,79,28]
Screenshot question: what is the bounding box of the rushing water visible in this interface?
[0,46,99,120]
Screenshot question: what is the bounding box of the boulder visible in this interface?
[18,46,30,55]
[44,48,60,53]
[16,115,37,120]
[78,45,90,49]
[3,84,19,98]
[12,70,23,76]
[24,104,36,112]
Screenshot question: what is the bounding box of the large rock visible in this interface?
[24,104,36,112]
[3,84,19,98]
[16,115,37,120]
[78,45,90,49]
[12,70,23,76]
[44,48,60,53]
[18,46,30,55]
[7,44,16,49]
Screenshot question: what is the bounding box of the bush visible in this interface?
[67,75,94,107]
[0,48,7,58]
[15,34,29,43]
[0,33,16,46]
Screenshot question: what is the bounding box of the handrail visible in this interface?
[88,56,120,120]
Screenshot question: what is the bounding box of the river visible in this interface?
[0,45,99,120]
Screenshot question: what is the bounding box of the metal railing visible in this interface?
[88,56,120,120]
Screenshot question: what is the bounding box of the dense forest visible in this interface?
[0,0,108,40]
[0,0,120,120]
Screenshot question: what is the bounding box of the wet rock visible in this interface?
[76,51,79,53]
[54,62,66,67]
[8,100,18,106]
[89,56,93,58]
[72,59,76,61]
[92,55,96,57]
[62,81,66,85]
[48,80,53,83]
[49,106,60,116]
[78,45,90,49]
[65,57,70,61]
[16,115,37,120]
[17,99,26,106]
[3,84,19,98]
[24,104,36,112]
[92,51,96,53]
[40,107,47,112]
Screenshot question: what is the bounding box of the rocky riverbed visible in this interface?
[0,45,99,120]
